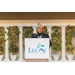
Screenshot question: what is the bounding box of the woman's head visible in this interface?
[37,24,43,33]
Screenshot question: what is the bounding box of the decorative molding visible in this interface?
[0,20,75,26]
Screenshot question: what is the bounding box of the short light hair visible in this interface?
[37,24,44,28]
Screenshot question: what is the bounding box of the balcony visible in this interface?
[0,20,75,62]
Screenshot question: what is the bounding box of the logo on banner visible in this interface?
[28,43,46,53]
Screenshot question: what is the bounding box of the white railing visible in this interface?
[0,20,75,62]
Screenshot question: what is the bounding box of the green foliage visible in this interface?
[0,27,6,55]
[43,26,49,34]
[7,26,20,55]
[51,26,62,54]
[65,24,75,54]
[23,26,33,50]
[23,26,33,38]
[38,23,40,25]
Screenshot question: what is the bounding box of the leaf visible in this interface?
[65,25,75,54]
[51,26,62,53]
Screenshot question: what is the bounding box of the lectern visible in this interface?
[25,38,49,62]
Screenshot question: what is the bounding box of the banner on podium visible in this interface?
[25,38,49,59]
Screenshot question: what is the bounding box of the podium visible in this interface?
[25,38,49,62]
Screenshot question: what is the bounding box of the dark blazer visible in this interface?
[31,33,52,47]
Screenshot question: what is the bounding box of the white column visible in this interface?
[61,26,66,61]
[47,26,52,61]
[18,26,24,61]
[4,26,10,61]
[32,26,37,33]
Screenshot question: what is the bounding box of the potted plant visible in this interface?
[0,27,6,61]
[43,26,49,34]
[51,26,62,61]
[23,26,33,59]
[7,26,20,61]
[65,25,75,61]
